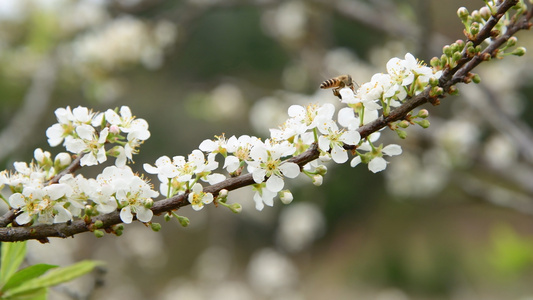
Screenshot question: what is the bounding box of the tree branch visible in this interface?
[0,0,530,242]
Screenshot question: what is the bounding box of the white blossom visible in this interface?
[96,166,158,223]
[316,115,360,164]
[252,184,277,211]
[247,141,300,193]
[65,125,109,166]
[187,183,213,211]
[387,53,417,86]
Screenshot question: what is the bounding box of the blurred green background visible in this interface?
[1,0,533,299]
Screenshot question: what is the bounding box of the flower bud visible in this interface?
[472,73,481,84]
[114,224,124,236]
[443,45,453,57]
[430,57,440,68]
[455,40,465,52]
[177,215,190,227]
[440,54,448,66]
[312,175,323,186]
[315,165,327,175]
[229,203,242,213]
[54,152,72,168]
[398,120,410,128]
[471,10,481,22]
[34,148,52,165]
[396,129,407,139]
[151,222,162,232]
[94,229,105,238]
[164,213,172,222]
[449,42,459,52]
[417,109,429,118]
[512,47,526,56]
[467,46,476,57]
[506,37,518,48]
[94,220,104,228]
[457,7,470,22]
[429,77,440,87]
[279,190,293,205]
[430,87,444,97]
[109,124,120,134]
[470,23,480,35]
[416,119,430,129]
[479,6,491,20]
[453,51,462,62]
[144,198,154,209]
[448,85,459,95]
[85,205,96,216]
[219,189,229,198]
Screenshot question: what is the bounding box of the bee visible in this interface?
[320,74,355,99]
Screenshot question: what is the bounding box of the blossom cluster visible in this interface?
[4,163,157,226]
[340,53,442,118]
[46,106,150,167]
[0,52,441,227]
[335,53,441,171]
[0,106,157,225]
[143,53,440,211]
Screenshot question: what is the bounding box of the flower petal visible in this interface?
[340,130,361,145]
[136,206,154,222]
[382,144,402,156]
[288,105,305,118]
[76,124,95,140]
[279,162,300,178]
[252,169,267,184]
[266,175,284,192]
[350,156,362,168]
[120,206,133,224]
[250,144,268,162]
[53,206,72,223]
[9,193,26,209]
[318,136,330,152]
[253,192,265,211]
[331,145,348,164]
[202,193,214,205]
[16,212,32,225]
[368,157,387,173]
[65,139,87,154]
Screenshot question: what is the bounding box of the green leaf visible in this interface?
[0,242,27,286]
[1,264,57,292]
[4,261,103,298]
[1,287,47,300]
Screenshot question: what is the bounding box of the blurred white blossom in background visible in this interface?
[276,202,325,253]
[247,248,300,297]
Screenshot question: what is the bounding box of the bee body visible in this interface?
[320,75,355,98]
